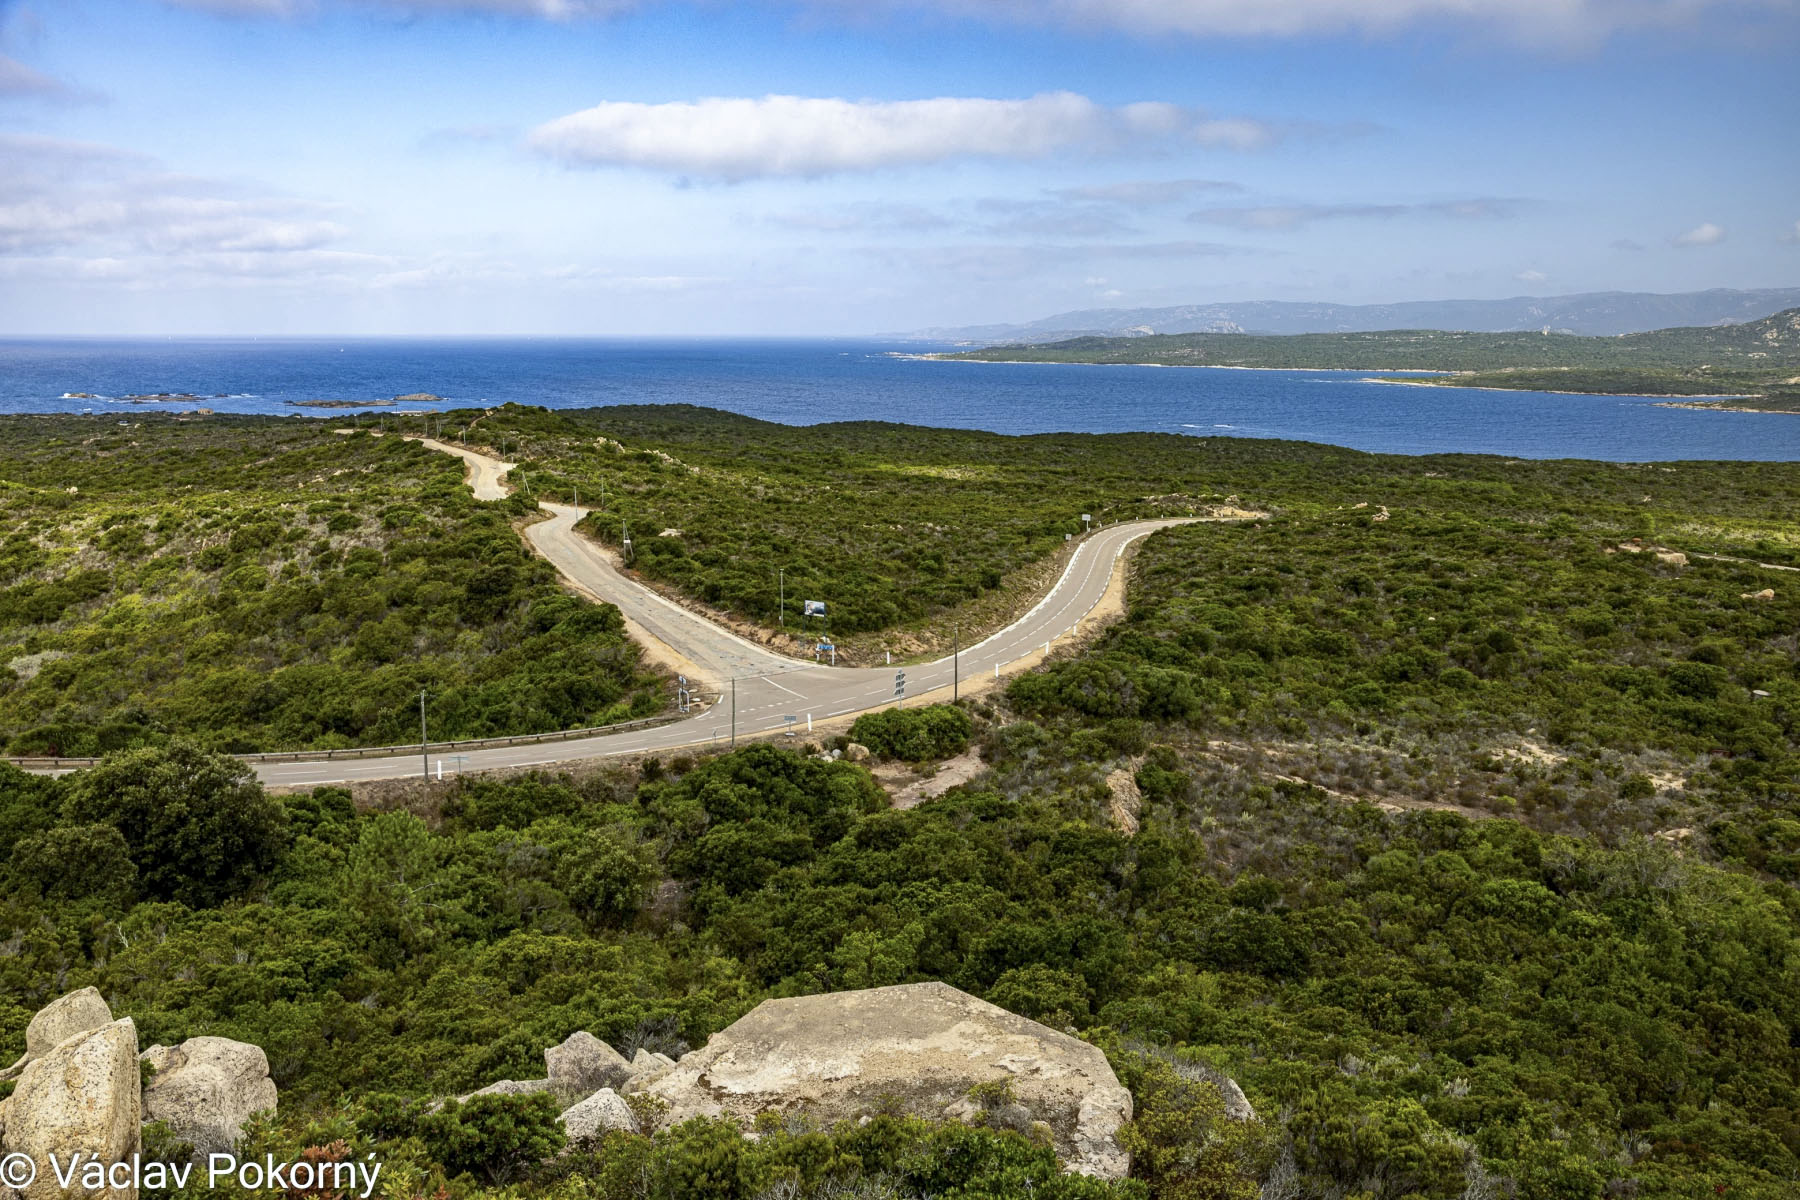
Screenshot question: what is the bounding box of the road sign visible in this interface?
[894,670,905,697]
[783,715,799,737]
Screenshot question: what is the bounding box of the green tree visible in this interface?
[8,822,137,905]
[62,741,287,907]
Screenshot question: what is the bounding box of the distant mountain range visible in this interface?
[902,288,1800,344]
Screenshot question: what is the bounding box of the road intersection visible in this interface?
[247,440,1207,788]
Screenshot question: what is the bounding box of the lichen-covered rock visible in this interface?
[5,1018,141,1200]
[1,988,113,1080]
[844,743,871,762]
[557,1088,637,1141]
[1218,1076,1255,1122]
[463,1079,552,1101]
[545,1032,629,1102]
[640,982,1132,1178]
[139,1037,277,1155]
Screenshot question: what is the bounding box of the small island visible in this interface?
[285,398,396,409]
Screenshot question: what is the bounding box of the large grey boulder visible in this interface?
[557,1088,637,1141]
[639,982,1132,1179]
[1,988,113,1081]
[139,1037,277,1156]
[545,1032,630,1103]
[4,1018,141,1200]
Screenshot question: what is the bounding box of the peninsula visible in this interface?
[938,307,1800,412]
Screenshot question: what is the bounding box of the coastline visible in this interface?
[1361,377,1756,400]
[910,353,1446,375]
[916,354,1796,414]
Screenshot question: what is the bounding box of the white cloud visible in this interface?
[530,92,1274,180]
[1054,178,1243,206]
[1187,197,1519,231]
[811,0,1793,43]
[1516,268,1548,283]
[870,238,1251,282]
[0,54,65,97]
[1672,221,1726,247]
[163,0,639,15]
[766,202,957,234]
[155,0,1792,40]
[0,133,349,258]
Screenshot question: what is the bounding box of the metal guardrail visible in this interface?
[3,706,706,773]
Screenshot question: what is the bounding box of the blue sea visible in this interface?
[2,337,1795,462]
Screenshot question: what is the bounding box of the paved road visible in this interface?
[245,440,1201,788]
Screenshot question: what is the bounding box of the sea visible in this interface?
[2,337,1796,462]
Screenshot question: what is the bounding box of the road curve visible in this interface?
[248,441,1203,787]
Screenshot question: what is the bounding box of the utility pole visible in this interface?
[778,567,785,625]
[418,690,429,782]
[953,624,959,703]
[730,678,737,748]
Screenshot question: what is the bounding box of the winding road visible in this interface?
[248,439,1209,787]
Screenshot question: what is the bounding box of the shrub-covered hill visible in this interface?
[0,415,661,755]
[943,306,1800,372]
[2,727,1796,1199]
[1007,504,1799,854]
[448,403,1800,653]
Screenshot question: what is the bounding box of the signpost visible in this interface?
[894,669,905,707]
[1081,513,1092,534]
[783,715,799,737]
[815,640,835,665]
[677,674,691,713]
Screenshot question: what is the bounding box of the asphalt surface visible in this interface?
[242,441,1199,787]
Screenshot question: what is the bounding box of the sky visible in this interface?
[0,0,1797,336]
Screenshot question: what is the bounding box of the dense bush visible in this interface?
[61,741,287,906]
[2,727,1795,1197]
[848,703,974,761]
[0,415,659,753]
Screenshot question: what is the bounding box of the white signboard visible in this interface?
[804,599,826,617]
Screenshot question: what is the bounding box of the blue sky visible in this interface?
[1,0,1796,335]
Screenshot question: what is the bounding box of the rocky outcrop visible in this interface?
[637,982,1132,1179]
[464,1078,552,1101]
[1105,767,1141,835]
[845,743,871,763]
[1,987,112,1081]
[558,1088,637,1141]
[545,1032,630,1103]
[4,1019,141,1200]
[139,1037,277,1155]
[1218,1076,1255,1122]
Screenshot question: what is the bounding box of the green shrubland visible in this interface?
[3,406,1798,1197]
[0,415,659,754]
[3,719,1796,1198]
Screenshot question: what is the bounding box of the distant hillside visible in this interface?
[940,308,1800,410]
[943,307,1800,372]
[905,287,1800,343]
